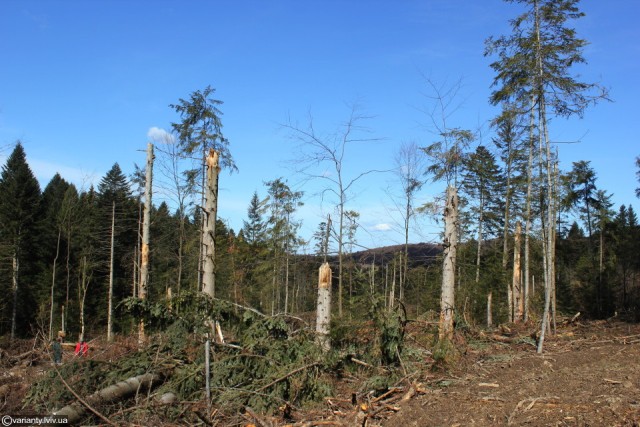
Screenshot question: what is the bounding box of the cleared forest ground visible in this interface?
[382,321,640,427]
[2,320,640,426]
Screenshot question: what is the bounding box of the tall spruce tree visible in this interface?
[0,142,41,338]
[486,0,608,352]
[97,163,136,334]
[40,173,71,339]
[461,145,504,284]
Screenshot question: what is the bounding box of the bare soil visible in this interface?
[2,321,640,426]
[381,321,640,427]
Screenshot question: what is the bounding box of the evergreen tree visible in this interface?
[486,0,608,351]
[263,178,303,314]
[0,142,42,338]
[40,174,71,338]
[97,163,137,334]
[242,191,266,246]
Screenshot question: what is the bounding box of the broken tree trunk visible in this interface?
[202,149,220,297]
[512,221,523,322]
[52,372,163,424]
[316,262,332,351]
[439,185,458,343]
[139,142,154,346]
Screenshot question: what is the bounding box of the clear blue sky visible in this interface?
[1,0,638,251]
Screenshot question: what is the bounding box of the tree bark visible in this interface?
[439,186,458,343]
[10,252,19,340]
[49,230,62,341]
[139,143,154,345]
[512,221,523,322]
[486,291,493,328]
[202,149,220,297]
[316,262,332,351]
[107,201,115,342]
[52,373,162,424]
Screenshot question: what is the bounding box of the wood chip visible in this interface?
[478,382,500,388]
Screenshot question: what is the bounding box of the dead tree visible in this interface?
[512,221,523,322]
[316,262,332,351]
[138,143,154,345]
[202,149,220,297]
[439,185,458,342]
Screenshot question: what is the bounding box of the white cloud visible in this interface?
[372,223,391,231]
[147,127,175,143]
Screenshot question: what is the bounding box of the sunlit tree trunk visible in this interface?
[49,230,62,340]
[107,201,115,342]
[512,221,523,322]
[138,143,154,345]
[316,262,332,351]
[439,186,458,342]
[202,149,219,297]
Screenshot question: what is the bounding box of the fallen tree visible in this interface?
[52,372,164,424]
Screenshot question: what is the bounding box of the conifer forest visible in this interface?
[2,1,640,425]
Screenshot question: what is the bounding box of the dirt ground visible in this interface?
[2,321,640,426]
[380,321,640,427]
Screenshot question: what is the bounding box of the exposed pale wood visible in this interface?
[138,142,154,345]
[316,262,332,351]
[52,372,162,425]
[439,186,458,342]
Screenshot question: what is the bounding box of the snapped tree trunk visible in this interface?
[138,143,154,345]
[316,262,332,351]
[202,149,220,297]
[439,185,458,343]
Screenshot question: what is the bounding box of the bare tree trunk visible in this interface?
[523,95,535,323]
[512,221,523,322]
[138,143,154,345]
[389,258,396,311]
[202,149,219,297]
[476,194,484,284]
[316,262,332,351]
[285,246,290,315]
[487,291,493,328]
[79,255,89,342]
[65,233,71,321]
[10,252,19,340]
[439,186,458,343]
[50,230,62,340]
[107,201,115,342]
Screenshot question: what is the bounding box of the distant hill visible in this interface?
[349,242,442,267]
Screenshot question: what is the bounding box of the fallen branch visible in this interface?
[256,363,320,394]
[348,355,375,369]
[244,406,270,427]
[507,396,560,425]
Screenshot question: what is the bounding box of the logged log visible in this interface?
[52,372,162,424]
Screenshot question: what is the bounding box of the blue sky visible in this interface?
[1,0,638,251]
